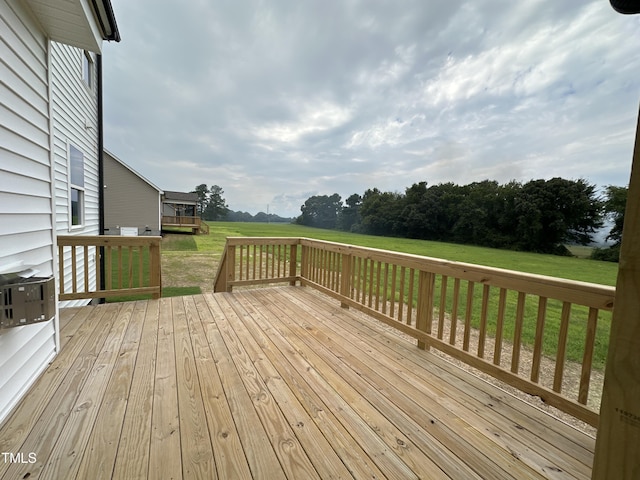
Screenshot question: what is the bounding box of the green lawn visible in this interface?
[202,222,618,286]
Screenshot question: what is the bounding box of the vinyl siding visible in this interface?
[103,152,162,232]
[0,0,56,424]
[50,41,100,306]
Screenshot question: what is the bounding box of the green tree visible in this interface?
[337,193,362,231]
[602,185,627,244]
[203,185,230,221]
[590,185,627,262]
[360,188,403,236]
[297,194,342,229]
[192,184,209,216]
[513,178,603,254]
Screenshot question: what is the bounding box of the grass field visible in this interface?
[202,222,619,286]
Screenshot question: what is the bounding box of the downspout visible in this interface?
[97,53,106,303]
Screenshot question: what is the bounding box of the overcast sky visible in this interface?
[103,0,640,218]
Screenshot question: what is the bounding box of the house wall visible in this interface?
[50,41,100,306]
[103,152,162,234]
[0,0,57,424]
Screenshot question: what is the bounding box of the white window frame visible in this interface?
[68,144,85,230]
[82,50,93,89]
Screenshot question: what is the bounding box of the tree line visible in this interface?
[193,184,230,221]
[295,178,627,258]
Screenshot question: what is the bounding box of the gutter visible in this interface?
[91,0,121,42]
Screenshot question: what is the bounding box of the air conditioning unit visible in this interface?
[1,277,55,329]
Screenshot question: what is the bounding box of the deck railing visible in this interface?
[161,215,201,227]
[57,235,162,301]
[214,236,615,427]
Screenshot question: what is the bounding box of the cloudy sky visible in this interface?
[103,0,640,218]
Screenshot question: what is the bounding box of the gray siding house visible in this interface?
[103,150,163,235]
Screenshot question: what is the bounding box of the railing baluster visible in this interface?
[138,246,144,288]
[368,259,375,308]
[375,262,382,311]
[128,246,134,287]
[398,266,406,322]
[579,307,599,404]
[390,264,397,319]
[449,278,461,345]
[251,245,256,280]
[553,302,572,392]
[463,281,474,351]
[406,268,415,326]
[380,263,387,314]
[493,288,507,366]
[106,245,112,291]
[277,244,282,278]
[271,245,276,278]
[95,245,101,294]
[531,297,548,383]
[354,256,362,302]
[361,258,369,305]
[478,284,490,358]
[117,246,123,289]
[438,275,448,340]
[71,245,77,294]
[58,244,66,295]
[511,292,526,374]
[83,245,90,293]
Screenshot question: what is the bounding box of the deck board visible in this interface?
[0,287,595,479]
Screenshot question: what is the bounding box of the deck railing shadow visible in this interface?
[214,236,615,427]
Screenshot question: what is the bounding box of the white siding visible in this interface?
[50,41,100,306]
[0,0,57,424]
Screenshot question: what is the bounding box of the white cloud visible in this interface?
[104,0,640,217]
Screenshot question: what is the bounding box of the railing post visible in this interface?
[416,271,435,350]
[593,106,640,479]
[226,245,236,292]
[340,253,352,309]
[149,239,162,299]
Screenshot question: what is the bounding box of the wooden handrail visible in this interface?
[57,235,162,300]
[213,236,615,426]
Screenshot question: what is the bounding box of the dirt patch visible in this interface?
[162,251,221,293]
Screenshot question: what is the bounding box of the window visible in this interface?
[82,51,93,88]
[69,145,84,227]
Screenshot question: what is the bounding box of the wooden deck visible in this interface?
[0,287,595,479]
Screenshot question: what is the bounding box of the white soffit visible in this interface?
[25,0,103,53]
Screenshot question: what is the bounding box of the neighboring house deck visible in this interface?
[0,287,595,480]
[162,191,208,234]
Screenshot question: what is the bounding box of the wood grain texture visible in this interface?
[593,108,640,479]
[0,288,596,479]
